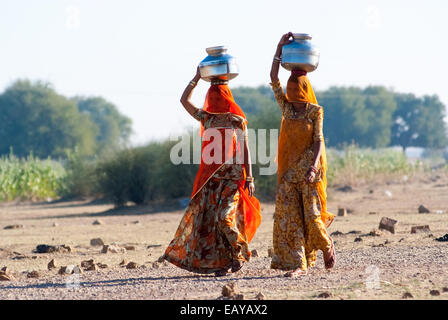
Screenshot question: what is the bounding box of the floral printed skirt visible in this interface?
[164,176,251,274]
[271,177,332,271]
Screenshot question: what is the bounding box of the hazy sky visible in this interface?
[1,0,447,145]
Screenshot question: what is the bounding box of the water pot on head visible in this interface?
[281,33,320,72]
[199,46,239,82]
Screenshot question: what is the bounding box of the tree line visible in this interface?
[232,85,448,151]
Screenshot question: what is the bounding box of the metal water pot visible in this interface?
[281,33,320,72]
[199,46,239,82]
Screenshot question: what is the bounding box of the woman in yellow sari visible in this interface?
[269,33,335,277]
[164,67,261,277]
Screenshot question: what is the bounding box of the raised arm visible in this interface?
[180,67,202,120]
[270,32,293,82]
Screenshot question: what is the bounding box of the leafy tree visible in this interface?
[73,96,133,154]
[391,93,447,151]
[0,80,97,158]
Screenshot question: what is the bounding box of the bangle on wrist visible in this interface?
[309,166,318,174]
[246,176,254,182]
[189,80,197,87]
[273,55,281,62]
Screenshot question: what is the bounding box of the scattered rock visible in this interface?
[337,208,347,217]
[48,259,57,270]
[124,245,136,251]
[132,221,141,225]
[86,264,97,271]
[97,263,108,269]
[336,185,353,192]
[101,244,126,254]
[317,291,332,298]
[442,287,448,293]
[119,259,128,266]
[402,292,414,299]
[152,262,160,269]
[267,248,275,257]
[126,262,138,269]
[379,217,398,234]
[81,259,95,268]
[0,273,12,281]
[331,231,344,236]
[369,189,374,194]
[147,244,162,249]
[435,234,448,242]
[35,244,72,254]
[1,266,10,273]
[369,229,382,237]
[233,294,245,300]
[411,225,431,234]
[384,190,392,197]
[347,230,362,235]
[90,238,104,246]
[222,282,239,297]
[59,265,82,275]
[251,249,259,257]
[369,212,377,215]
[92,219,103,225]
[354,237,363,242]
[3,224,24,230]
[27,271,39,278]
[255,292,265,300]
[418,205,431,214]
[430,290,440,296]
[52,222,58,227]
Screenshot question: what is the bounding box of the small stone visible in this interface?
[411,225,431,234]
[1,266,10,273]
[369,212,377,215]
[442,287,448,293]
[317,292,332,298]
[124,245,136,251]
[233,294,245,300]
[0,273,12,281]
[336,185,353,192]
[222,282,239,297]
[132,221,141,224]
[347,230,362,234]
[251,249,259,257]
[430,290,440,296]
[255,292,265,300]
[86,264,97,271]
[369,229,382,237]
[267,248,275,257]
[52,222,58,227]
[90,238,104,246]
[152,262,160,269]
[119,259,127,266]
[81,259,95,268]
[337,208,347,217]
[92,219,103,225]
[101,244,126,254]
[48,259,57,270]
[157,255,165,263]
[354,237,363,242]
[61,245,72,253]
[331,231,344,236]
[3,224,23,230]
[58,266,67,275]
[27,271,39,278]
[379,217,398,234]
[402,292,414,299]
[418,205,431,214]
[126,262,138,269]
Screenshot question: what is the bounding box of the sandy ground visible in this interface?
[1,176,448,300]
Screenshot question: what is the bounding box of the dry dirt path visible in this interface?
[1,179,448,300]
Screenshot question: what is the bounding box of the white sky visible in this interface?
[1,0,447,145]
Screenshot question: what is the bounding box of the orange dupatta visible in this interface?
[190,84,261,242]
[282,75,334,228]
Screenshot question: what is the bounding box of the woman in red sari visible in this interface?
[164,67,261,276]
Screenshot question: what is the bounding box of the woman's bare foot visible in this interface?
[284,269,307,277]
[231,260,244,273]
[323,239,336,269]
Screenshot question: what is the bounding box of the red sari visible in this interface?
[164,84,261,274]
